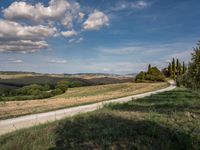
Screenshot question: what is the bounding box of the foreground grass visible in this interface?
[1,88,200,150]
[0,82,167,119]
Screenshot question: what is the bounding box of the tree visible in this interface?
[56,81,69,93]
[184,42,200,89]
[43,84,50,91]
[146,67,165,81]
[172,58,176,73]
[182,61,186,74]
[135,71,146,82]
[176,58,179,74]
[168,63,172,77]
[135,66,165,82]
[148,64,151,73]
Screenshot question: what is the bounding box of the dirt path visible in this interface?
[0,81,175,136]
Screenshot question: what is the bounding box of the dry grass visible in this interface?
[0,82,168,119]
[0,74,36,79]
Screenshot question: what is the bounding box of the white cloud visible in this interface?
[3,0,71,22]
[111,0,149,11]
[0,1,110,53]
[77,61,148,74]
[78,12,85,22]
[0,20,57,40]
[75,37,84,43]
[0,40,48,53]
[83,10,109,30]
[168,50,191,62]
[0,20,56,52]
[61,14,73,29]
[48,59,68,64]
[61,30,77,37]
[8,59,23,63]
[131,1,148,9]
[68,37,83,43]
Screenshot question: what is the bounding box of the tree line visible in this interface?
[135,41,200,91]
[135,65,165,82]
[0,80,83,101]
[177,41,200,90]
[162,58,187,79]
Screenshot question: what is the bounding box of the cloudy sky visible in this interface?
[0,0,199,74]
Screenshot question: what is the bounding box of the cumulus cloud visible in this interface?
[83,10,109,30]
[0,20,57,40]
[0,20,56,52]
[0,0,109,53]
[3,0,71,22]
[61,30,77,37]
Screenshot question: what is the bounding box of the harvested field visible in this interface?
[0,82,168,119]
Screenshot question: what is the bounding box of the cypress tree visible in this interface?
[148,64,151,73]
[176,59,179,75]
[168,63,172,77]
[183,61,186,74]
[178,62,182,75]
[172,58,176,76]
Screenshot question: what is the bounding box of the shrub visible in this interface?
[16,84,44,95]
[135,71,146,82]
[68,81,83,88]
[56,81,69,93]
[51,88,64,96]
[43,84,51,91]
[135,66,165,82]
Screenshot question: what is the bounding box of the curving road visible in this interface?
[0,81,176,136]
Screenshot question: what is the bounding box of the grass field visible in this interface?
[0,88,199,150]
[0,73,132,89]
[0,82,167,119]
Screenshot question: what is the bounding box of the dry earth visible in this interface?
[0,82,168,120]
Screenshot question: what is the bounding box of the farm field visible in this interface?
[0,88,199,150]
[0,82,168,119]
[0,73,132,89]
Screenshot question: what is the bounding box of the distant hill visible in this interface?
[0,74,133,89]
[0,71,39,75]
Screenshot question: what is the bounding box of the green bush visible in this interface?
[56,81,69,93]
[43,84,51,91]
[51,88,64,96]
[135,66,165,82]
[15,84,44,95]
[68,81,83,88]
[135,71,146,82]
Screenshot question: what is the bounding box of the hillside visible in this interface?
[0,88,199,149]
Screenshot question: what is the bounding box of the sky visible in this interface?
[0,0,199,74]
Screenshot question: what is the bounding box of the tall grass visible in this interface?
[0,88,200,150]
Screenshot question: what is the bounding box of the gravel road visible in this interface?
[0,81,175,136]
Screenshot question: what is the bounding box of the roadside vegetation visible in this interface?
[0,82,167,119]
[0,88,199,150]
[0,80,80,101]
[135,65,165,82]
[1,41,200,150]
[177,41,200,90]
[0,74,133,101]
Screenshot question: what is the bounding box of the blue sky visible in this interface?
[0,0,199,74]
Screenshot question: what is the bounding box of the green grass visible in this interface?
[0,88,200,150]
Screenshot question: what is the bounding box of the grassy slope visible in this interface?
[0,82,167,120]
[0,88,200,150]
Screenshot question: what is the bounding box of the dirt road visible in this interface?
[0,81,175,136]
